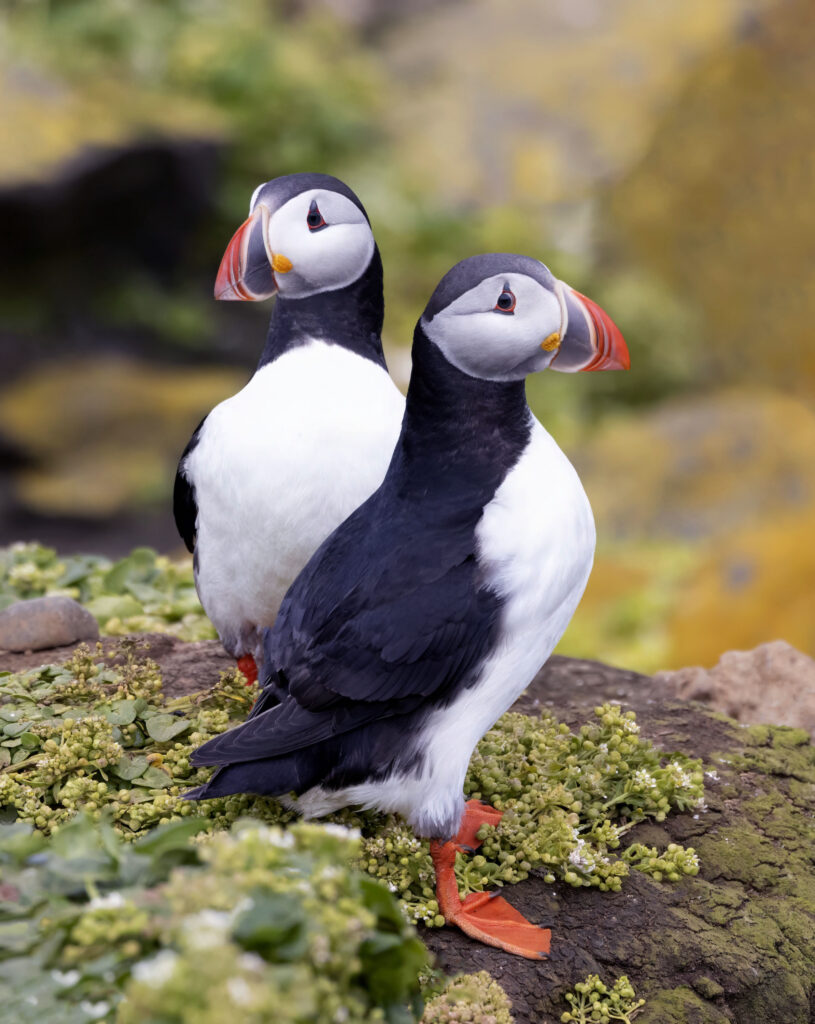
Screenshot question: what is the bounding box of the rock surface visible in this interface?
[4,635,815,1023]
[656,640,815,740]
[0,595,99,653]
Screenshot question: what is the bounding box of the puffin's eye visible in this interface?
[494,287,516,314]
[306,201,327,232]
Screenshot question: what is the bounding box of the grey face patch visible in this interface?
[251,172,370,223]
[423,253,555,322]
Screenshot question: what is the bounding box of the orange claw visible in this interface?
[236,655,258,686]
[430,804,551,961]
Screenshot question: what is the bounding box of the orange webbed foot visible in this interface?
[452,890,551,960]
[453,799,504,851]
[430,804,551,962]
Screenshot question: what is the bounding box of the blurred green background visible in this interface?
[1,0,813,672]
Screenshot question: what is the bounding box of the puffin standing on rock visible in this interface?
[174,173,404,684]
[187,254,629,958]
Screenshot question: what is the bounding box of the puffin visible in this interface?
[186,253,630,959]
[173,173,405,684]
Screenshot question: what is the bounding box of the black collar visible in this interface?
[257,246,386,370]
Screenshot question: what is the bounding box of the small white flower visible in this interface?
[226,977,254,1007]
[633,769,657,791]
[182,909,231,950]
[238,953,266,973]
[264,828,295,848]
[624,721,640,734]
[51,969,80,987]
[88,891,126,911]
[705,770,720,781]
[320,823,361,841]
[80,1001,109,1018]
[132,950,179,988]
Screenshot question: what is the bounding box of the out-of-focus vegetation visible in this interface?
[0,543,215,640]
[0,814,428,1023]
[1,0,813,670]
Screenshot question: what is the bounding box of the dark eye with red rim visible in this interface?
[307,200,327,231]
[494,287,516,314]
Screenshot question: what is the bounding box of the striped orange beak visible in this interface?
[549,283,630,372]
[214,204,277,301]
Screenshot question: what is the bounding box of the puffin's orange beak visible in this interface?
[549,283,630,372]
[214,204,278,301]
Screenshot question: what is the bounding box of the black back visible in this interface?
[189,322,533,795]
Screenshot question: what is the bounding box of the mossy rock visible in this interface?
[424,657,815,1024]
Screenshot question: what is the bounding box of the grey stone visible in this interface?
[0,596,99,653]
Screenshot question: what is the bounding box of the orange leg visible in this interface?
[236,655,258,686]
[430,801,551,960]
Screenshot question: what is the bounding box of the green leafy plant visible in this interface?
[0,646,702,928]
[0,814,426,1023]
[562,974,645,1023]
[421,970,514,1023]
[0,543,215,641]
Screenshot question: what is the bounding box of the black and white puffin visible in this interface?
[174,173,404,683]
[187,253,629,958]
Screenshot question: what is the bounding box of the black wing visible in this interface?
[173,418,206,554]
[191,493,503,767]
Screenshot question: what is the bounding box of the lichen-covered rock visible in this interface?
[424,657,815,1024]
[0,594,98,652]
[656,640,815,739]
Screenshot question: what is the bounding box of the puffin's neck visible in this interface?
[388,323,532,502]
[256,246,386,370]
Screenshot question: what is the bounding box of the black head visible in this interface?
[420,253,629,381]
[214,173,375,302]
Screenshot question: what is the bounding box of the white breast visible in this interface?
[322,418,596,837]
[184,341,405,657]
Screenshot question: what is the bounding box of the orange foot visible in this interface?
[453,799,504,851]
[430,805,551,961]
[236,655,258,686]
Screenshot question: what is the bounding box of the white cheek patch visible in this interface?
[424,276,563,381]
[266,190,374,299]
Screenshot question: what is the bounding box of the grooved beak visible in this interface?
[214,204,278,301]
[550,283,630,372]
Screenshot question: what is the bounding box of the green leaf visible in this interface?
[231,890,309,961]
[145,713,190,742]
[131,766,173,789]
[0,747,10,767]
[3,722,29,738]
[18,733,40,750]
[112,755,149,781]
[102,548,157,594]
[84,594,143,625]
[103,700,138,726]
[132,817,209,858]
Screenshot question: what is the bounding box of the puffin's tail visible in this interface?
[183,751,324,802]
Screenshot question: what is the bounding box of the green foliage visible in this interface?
[0,543,215,641]
[6,0,382,201]
[562,975,645,1023]
[0,647,702,928]
[421,970,513,1024]
[0,814,426,1023]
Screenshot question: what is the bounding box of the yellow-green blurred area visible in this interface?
[0,0,813,672]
